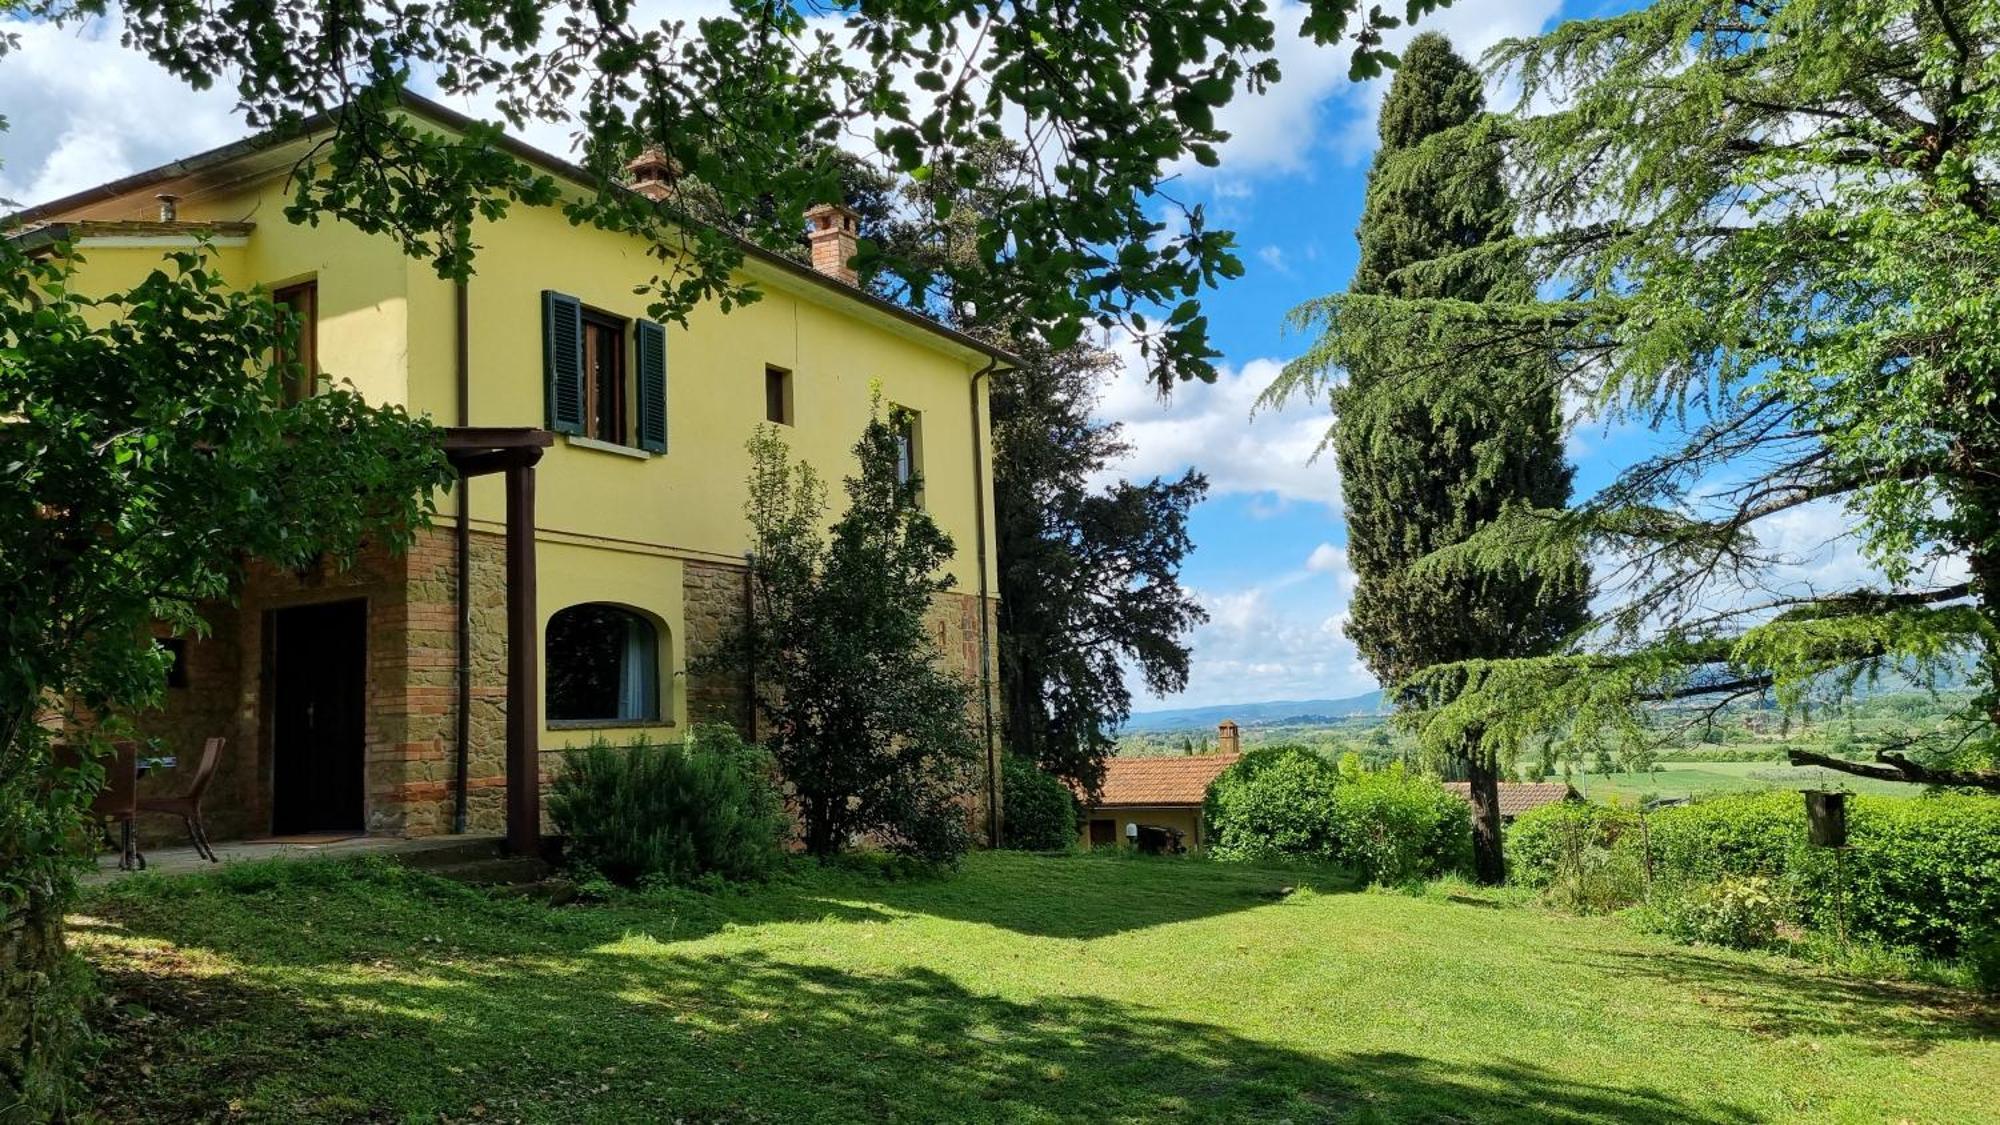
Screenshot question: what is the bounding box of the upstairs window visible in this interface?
[543,291,668,452]
[765,366,793,425]
[581,310,628,444]
[273,281,317,404]
[892,407,922,502]
[546,604,661,724]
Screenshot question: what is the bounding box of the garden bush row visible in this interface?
[1203,747,1471,883]
[1506,791,2000,959]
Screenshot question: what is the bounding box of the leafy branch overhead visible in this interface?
[1270,0,2000,791]
[31,0,1453,391]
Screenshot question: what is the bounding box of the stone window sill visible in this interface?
[564,435,654,460]
[547,717,677,732]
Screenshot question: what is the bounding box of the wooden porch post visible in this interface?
[504,460,540,857]
[441,429,552,858]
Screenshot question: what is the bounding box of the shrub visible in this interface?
[1542,844,1647,916]
[1816,795,2000,958]
[1623,791,2000,959]
[1647,875,1786,950]
[1965,926,2000,997]
[1327,768,1471,885]
[1203,746,1342,862]
[1001,756,1080,851]
[1506,799,1648,912]
[1638,790,1800,882]
[547,726,788,886]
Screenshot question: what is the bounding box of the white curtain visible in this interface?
[616,615,659,720]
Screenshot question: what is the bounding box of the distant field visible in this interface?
[1573,759,1928,804]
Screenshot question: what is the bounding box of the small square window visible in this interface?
[765,366,793,425]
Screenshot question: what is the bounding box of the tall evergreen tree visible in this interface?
[992,339,1208,799]
[1281,0,2000,797]
[1271,33,1589,882]
[867,141,1210,800]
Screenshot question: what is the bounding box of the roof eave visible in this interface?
[4,91,1021,370]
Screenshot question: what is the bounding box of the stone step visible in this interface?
[390,838,513,871]
[414,855,552,886]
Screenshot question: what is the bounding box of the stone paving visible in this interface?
[81,833,504,883]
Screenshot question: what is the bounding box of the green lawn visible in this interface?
[73,852,1996,1123]
[1573,759,1929,804]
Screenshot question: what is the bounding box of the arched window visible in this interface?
[546,604,661,723]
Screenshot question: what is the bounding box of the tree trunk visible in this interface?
[1465,743,1505,886]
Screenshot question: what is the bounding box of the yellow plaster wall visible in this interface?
[1078,807,1208,851]
[43,171,413,407]
[35,130,999,756]
[445,199,996,596]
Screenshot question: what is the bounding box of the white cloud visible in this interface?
[1304,543,1360,600]
[0,18,247,208]
[1328,2,1566,163]
[1094,333,1339,511]
[1256,244,1293,276]
[1167,0,1564,187]
[1162,562,1375,708]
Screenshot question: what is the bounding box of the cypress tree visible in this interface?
[1328,33,1588,882]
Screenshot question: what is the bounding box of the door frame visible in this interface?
[262,596,370,835]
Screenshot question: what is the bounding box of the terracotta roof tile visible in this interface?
[1442,781,1575,817]
[1091,754,1240,808]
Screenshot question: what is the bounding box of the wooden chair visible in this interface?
[138,736,225,863]
[57,741,145,871]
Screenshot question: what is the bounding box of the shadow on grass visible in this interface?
[84,937,1761,1124]
[1592,947,1999,1057]
[83,851,1356,954]
[807,852,1362,940]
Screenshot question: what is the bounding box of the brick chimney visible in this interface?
[1217,720,1240,756]
[624,146,679,202]
[804,202,860,285]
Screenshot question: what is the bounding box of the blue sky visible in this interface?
[1090,0,1592,708]
[13,0,1872,712]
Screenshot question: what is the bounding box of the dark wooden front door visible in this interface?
[270,599,367,834]
[1089,818,1116,847]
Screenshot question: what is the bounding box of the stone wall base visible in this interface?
[116,533,998,848]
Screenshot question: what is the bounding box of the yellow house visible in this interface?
[11,94,1011,853]
[1076,723,1244,853]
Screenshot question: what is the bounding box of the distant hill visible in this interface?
[1121,691,1387,733]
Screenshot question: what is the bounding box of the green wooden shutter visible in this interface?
[542,290,585,435]
[635,320,668,453]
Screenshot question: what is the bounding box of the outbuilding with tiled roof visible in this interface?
[1077,723,1244,852]
[1440,781,1576,822]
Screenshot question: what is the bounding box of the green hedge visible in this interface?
[1798,795,2000,957]
[1328,769,1472,884]
[1501,801,1635,883]
[1001,756,1080,851]
[1507,791,2000,958]
[1204,746,1343,862]
[1204,749,1469,882]
[548,726,789,887]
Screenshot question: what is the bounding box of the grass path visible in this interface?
[73,852,1997,1123]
